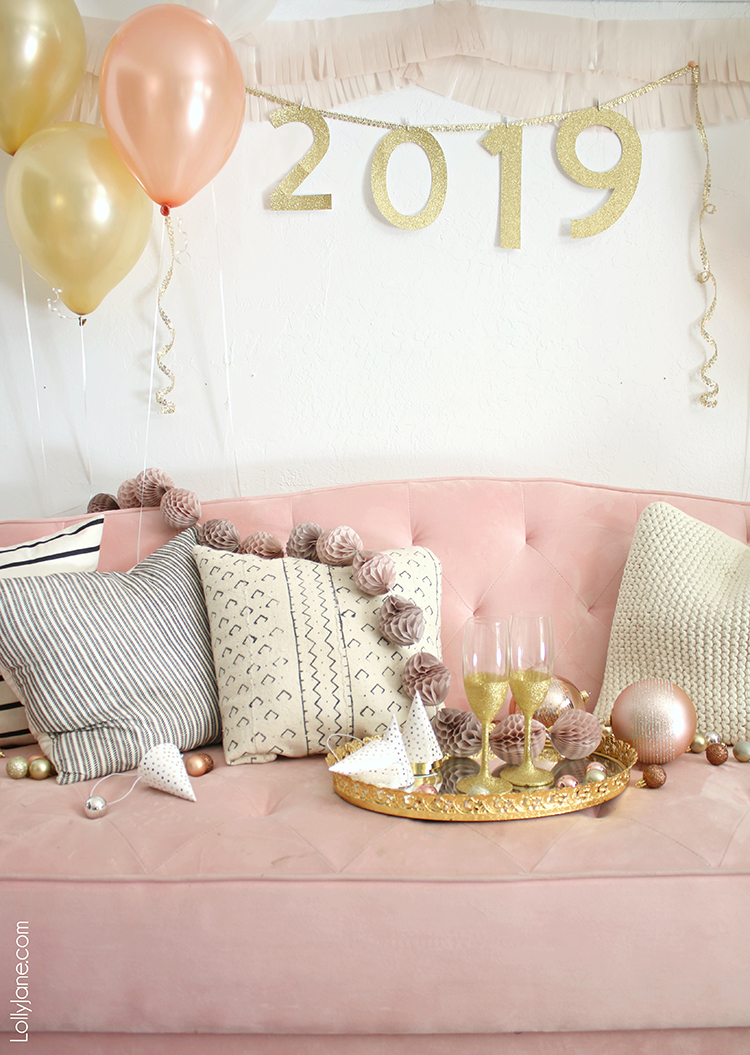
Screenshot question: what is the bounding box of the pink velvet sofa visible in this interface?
[1,476,749,1055]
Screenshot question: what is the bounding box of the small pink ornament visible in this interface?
[287,522,322,560]
[239,532,285,559]
[556,774,579,789]
[197,519,240,551]
[402,652,451,707]
[378,595,425,646]
[135,468,175,507]
[117,478,141,509]
[87,493,119,513]
[316,526,364,566]
[610,679,696,765]
[161,488,202,530]
[353,551,397,596]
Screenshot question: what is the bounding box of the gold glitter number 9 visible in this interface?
[481,123,523,249]
[370,127,447,230]
[269,106,332,211]
[556,108,642,238]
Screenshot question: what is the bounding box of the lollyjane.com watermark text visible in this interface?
[9,923,31,1042]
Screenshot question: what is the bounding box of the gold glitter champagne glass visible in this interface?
[502,613,555,788]
[456,617,513,796]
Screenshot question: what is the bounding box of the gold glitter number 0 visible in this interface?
[370,127,447,230]
[556,108,642,238]
[269,106,332,211]
[481,123,523,249]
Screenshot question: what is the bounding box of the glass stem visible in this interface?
[522,713,532,767]
[479,719,491,781]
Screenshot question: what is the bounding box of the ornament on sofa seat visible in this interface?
[83,743,197,818]
[610,678,697,765]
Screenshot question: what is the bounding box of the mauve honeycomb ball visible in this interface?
[610,679,696,765]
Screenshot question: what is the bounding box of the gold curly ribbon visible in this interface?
[156,213,177,415]
[248,61,719,406]
[690,63,719,409]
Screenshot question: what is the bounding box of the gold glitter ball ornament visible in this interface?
[6,756,28,779]
[641,764,667,788]
[706,742,729,766]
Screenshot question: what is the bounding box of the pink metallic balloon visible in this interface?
[610,678,696,765]
[99,5,246,209]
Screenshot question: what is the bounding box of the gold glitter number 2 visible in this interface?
[556,108,642,238]
[269,105,332,211]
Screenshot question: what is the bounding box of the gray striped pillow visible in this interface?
[0,517,104,749]
[0,528,220,783]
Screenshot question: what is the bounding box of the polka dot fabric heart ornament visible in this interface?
[138,743,196,801]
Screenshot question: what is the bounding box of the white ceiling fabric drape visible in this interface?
[63,2,750,130]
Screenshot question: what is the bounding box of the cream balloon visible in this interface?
[174,0,277,41]
[4,122,153,316]
[0,0,86,155]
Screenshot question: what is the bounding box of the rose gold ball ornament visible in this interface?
[510,675,588,729]
[185,753,213,777]
[641,764,667,788]
[610,679,696,765]
[706,742,728,766]
[6,756,29,779]
[556,774,579,789]
[733,741,750,763]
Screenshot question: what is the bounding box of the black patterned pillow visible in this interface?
[0,517,104,749]
[193,545,442,763]
[0,529,221,783]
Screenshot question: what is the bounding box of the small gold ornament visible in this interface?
[6,756,29,779]
[733,741,750,762]
[184,753,214,777]
[28,757,54,779]
[690,732,708,753]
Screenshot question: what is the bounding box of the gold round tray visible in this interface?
[327,730,637,821]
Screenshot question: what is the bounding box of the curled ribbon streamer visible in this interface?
[156,214,177,414]
[691,64,719,409]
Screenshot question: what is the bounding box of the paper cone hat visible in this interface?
[401,690,443,768]
[138,743,196,802]
[330,717,413,789]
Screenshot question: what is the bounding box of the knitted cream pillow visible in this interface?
[595,502,750,744]
[194,544,442,764]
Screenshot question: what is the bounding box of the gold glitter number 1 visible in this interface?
[481,123,522,249]
[556,108,642,238]
[370,127,447,230]
[269,106,332,211]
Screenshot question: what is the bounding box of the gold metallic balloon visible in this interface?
[4,122,153,316]
[0,0,86,155]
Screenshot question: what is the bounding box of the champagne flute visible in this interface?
[456,617,513,796]
[502,612,555,788]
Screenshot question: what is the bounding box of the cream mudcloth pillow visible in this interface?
[194,544,442,764]
[595,502,750,744]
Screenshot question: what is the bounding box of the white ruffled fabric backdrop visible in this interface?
[64,2,750,131]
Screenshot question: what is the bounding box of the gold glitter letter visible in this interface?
[269,106,332,211]
[370,127,447,230]
[481,123,522,249]
[556,108,641,238]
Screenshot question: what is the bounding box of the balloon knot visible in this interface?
[160,204,170,217]
[79,316,87,327]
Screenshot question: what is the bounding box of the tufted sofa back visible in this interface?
[3,477,750,708]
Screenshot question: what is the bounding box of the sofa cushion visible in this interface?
[0,516,104,749]
[595,501,750,743]
[194,544,442,763]
[0,528,220,782]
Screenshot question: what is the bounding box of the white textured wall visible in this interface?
[1,0,750,519]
